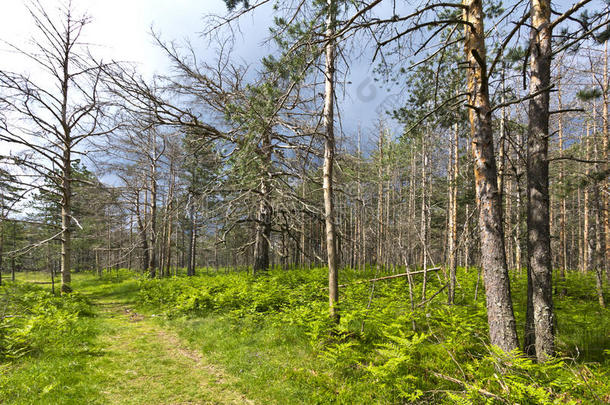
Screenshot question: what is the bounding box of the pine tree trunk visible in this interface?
[585,122,595,272]
[377,130,384,267]
[506,176,514,270]
[463,0,519,352]
[515,177,523,273]
[557,67,567,284]
[525,0,554,361]
[602,42,609,278]
[253,132,273,274]
[10,222,16,282]
[420,133,428,300]
[323,0,339,322]
[594,185,606,307]
[187,198,197,276]
[60,148,72,293]
[301,183,306,268]
[464,204,470,269]
[448,122,459,304]
[592,118,606,307]
[0,221,3,286]
[148,149,158,278]
[136,192,149,272]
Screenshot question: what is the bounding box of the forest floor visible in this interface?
[2,269,609,404]
[0,272,254,405]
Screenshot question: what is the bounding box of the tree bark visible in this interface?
[463,0,519,352]
[59,22,73,293]
[60,150,72,293]
[448,122,459,304]
[557,66,568,286]
[525,0,554,361]
[135,192,150,272]
[323,0,339,322]
[0,221,3,286]
[602,42,609,279]
[420,132,429,300]
[11,222,16,282]
[253,132,273,274]
[187,197,197,276]
[148,136,158,278]
[585,122,595,272]
[377,129,384,267]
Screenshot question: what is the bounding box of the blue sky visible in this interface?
[0,0,400,155]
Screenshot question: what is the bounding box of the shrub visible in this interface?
[0,282,94,361]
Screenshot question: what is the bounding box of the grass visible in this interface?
[162,315,329,403]
[1,267,609,404]
[0,271,252,404]
[0,274,104,404]
[138,266,610,404]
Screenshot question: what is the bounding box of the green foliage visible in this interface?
[138,269,327,319]
[2,270,607,404]
[223,0,249,11]
[576,87,603,101]
[138,267,610,403]
[0,282,94,361]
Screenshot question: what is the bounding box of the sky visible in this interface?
[0,0,399,155]
[1,0,607,153]
[0,0,262,77]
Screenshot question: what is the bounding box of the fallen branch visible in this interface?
[417,283,449,308]
[432,372,507,403]
[338,268,441,288]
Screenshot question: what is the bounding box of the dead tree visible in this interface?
[0,1,114,293]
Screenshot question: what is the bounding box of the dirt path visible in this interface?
[92,301,253,405]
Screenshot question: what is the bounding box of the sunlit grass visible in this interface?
[2,267,608,404]
[1,271,251,404]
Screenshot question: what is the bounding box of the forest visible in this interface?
[0,0,609,403]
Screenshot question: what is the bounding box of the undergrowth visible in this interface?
[0,282,94,361]
[139,267,610,404]
[0,281,100,403]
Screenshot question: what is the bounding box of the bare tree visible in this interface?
[323,0,339,321]
[0,1,114,293]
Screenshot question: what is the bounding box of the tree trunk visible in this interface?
[148,153,158,278]
[448,122,459,304]
[525,0,554,361]
[524,267,536,355]
[164,206,173,277]
[253,132,273,274]
[11,221,16,282]
[60,149,72,293]
[0,221,3,286]
[324,0,339,322]
[464,204,470,269]
[585,122,595,272]
[187,198,197,276]
[377,129,384,267]
[301,183,306,268]
[136,192,149,272]
[420,132,429,300]
[594,184,606,307]
[515,177,523,273]
[463,0,519,352]
[253,182,272,273]
[557,67,567,286]
[602,42,609,278]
